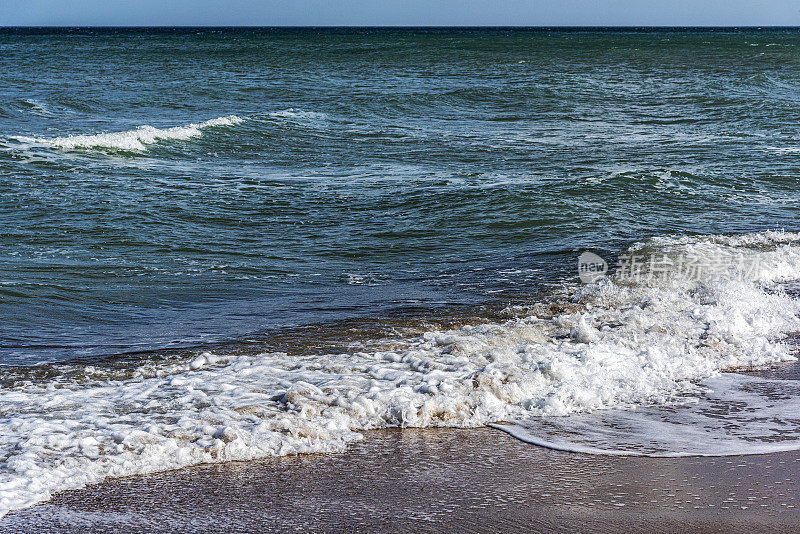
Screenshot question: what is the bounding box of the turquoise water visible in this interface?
[2,27,800,364]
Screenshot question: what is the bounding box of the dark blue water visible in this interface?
[2,28,800,364]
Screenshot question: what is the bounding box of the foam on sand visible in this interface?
[12,115,244,151]
[1,230,800,516]
[491,373,800,457]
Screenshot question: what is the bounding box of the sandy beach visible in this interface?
[4,427,800,533]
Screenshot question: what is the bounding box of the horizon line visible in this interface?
[3,24,800,29]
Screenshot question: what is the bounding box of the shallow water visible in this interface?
[493,365,800,456]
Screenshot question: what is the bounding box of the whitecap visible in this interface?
[11,115,244,152]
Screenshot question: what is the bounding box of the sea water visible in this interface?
[2,27,800,516]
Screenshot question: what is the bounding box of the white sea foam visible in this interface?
[12,115,244,151]
[491,373,800,456]
[1,230,800,516]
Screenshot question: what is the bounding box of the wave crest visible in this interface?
[13,115,244,151]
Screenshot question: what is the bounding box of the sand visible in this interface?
[3,426,800,533]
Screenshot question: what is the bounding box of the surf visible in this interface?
[1,230,799,516]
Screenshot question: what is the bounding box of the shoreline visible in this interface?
[5,427,800,532]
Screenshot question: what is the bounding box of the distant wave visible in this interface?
[18,99,55,118]
[267,108,328,121]
[13,115,244,151]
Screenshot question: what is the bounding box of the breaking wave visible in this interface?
[12,115,244,151]
[1,230,800,516]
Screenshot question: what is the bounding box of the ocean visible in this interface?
[2,27,800,515]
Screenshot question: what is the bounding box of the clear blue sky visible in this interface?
[2,0,800,27]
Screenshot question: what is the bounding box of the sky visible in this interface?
[2,0,800,27]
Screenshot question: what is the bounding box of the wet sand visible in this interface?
[4,427,800,533]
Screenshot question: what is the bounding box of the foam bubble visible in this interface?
[1,230,799,516]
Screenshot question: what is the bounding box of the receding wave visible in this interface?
[12,115,245,151]
[491,373,800,457]
[1,230,800,516]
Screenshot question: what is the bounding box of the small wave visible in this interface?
[766,146,800,153]
[345,273,382,285]
[267,108,328,121]
[1,230,800,516]
[18,99,55,118]
[491,373,800,457]
[12,115,244,152]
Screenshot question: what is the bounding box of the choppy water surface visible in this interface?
[3,28,800,516]
[3,27,800,362]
